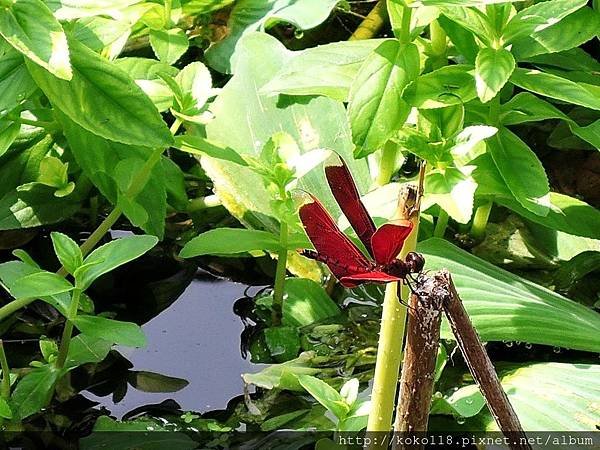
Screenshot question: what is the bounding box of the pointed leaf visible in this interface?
[180,228,282,257]
[475,47,515,103]
[149,28,189,65]
[12,365,60,419]
[10,271,73,299]
[51,232,83,275]
[73,315,146,347]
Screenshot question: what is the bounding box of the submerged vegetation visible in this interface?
[0,0,599,447]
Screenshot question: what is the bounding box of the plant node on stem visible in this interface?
[56,288,82,369]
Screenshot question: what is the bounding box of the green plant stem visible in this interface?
[471,200,493,241]
[0,340,11,400]
[55,289,82,369]
[349,0,387,40]
[366,228,419,446]
[0,297,38,323]
[398,2,413,44]
[376,141,399,186]
[433,209,449,238]
[272,214,288,324]
[16,117,59,130]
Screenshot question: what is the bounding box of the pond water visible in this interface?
[84,277,260,418]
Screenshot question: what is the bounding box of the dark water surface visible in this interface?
[84,278,258,418]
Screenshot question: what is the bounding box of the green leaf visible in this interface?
[431,384,485,418]
[404,65,476,109]
[149,28,189,65]
[264,326,301,362]
[484,363,600,431]
[487,128,550,216]
[0,182,79,230]
[26,37,172,147]
[412,1,523,5]
[437,15,478,64]
[180,228,281,257]
[0,120,21,158]
[475,47,515,103]
[64,334,112,369]
[510,68,600,111]
[174,135,247,166]
[423,166,477,224]
[58,113,166,237]
[282,278,340,327]
[0,0,71,80]
[502,0,587,44]
[497,192,600,240]
[0,398,12,419]
[554,251,600,290]
[205,0,340,73]
[511,7,600,59]
[127,371,189,393]
[499,92,568,125]
[348,41,419,157]
[174,61,212,113]
[45,0,144,20]
[419,238,600,352]
[202,33,370,249]
[10,271,73,299]
[12,365,60,419]
[0,50,37,126]
[50,232,83,275]
[242,352,320,391]
[262,39,386,101]
[297,374,349,421]
[438,6,494,45]
[73,315,146,347]
[74,235,157,290]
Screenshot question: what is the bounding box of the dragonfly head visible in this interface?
[405,252,425,273]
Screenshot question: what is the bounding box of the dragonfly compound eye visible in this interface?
[405,252,425,273]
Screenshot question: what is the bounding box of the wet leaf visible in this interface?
[128,371,189,393]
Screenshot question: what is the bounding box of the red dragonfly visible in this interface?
[298,157,424,288]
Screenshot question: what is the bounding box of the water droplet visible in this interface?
[294,29,304,39]
[465,399,473,405]
[553,347,562,354]
[505,341,513,348]
[524,343,532,350]
[457,417,466,425]
[434,391,443,399]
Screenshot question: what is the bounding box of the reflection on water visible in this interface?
[85,277,258,418]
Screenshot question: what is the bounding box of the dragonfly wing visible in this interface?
[325,158,377,257]
[299,194,372,281]
[371,223,414,265]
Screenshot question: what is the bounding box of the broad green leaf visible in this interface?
[242,352,320,391]
[0,0,71,80]
[437,15,478,64]
[403,65,476,109]
[182,0,234,15]
[282,278,340,327]
[419,238,600,352]
[511,7,600,59]
[74,235,158,290]
[487,128,550,216]
[50,232,83,275]
[175,61,212,112]
[431,384,485,418]
[45,0,143,20]
[411,1,523,5]
[297,374,350,420]
[262,39,385,101]
[72,16,131,54]
[510,68,600,111]
[523,47,600,72]
[264,326,301,362]
[162,157,187,211]
[205,0,339,73]
[497,192,600,241]
[127,371,189,393]
[64,334,112,369]
[12,365,60,419]
[449,125,497,164]
[438,6,494,46]
[58,112,167,237]
[0,120,20,158]
[0,398,11,419]
[0,49,37,114]
[114,57,178,112]
[475,47,514,103]
[483,363,600,431]
[149,28,189,65]
[203,33,370,244]
[502,0,587,44]
[180,228,282,257]
[73,315,146,347]
[499,92,568,125]
[554,251,600,290]
[10,271,73,299]
[26,38,172,147]
[348,41,419,157]
[423,166,477,224]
